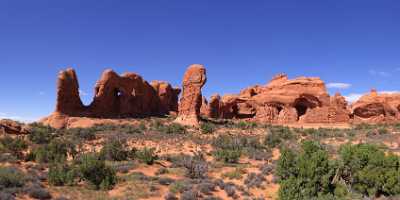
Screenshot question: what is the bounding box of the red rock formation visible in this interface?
[0,119,29,134]
[151,81,181,115]
[56,68,85,116]
[89,70,162,118]
[203,73,351,124]
[175,64,207,127]
[43,68,180,128]
[351,89,400,123]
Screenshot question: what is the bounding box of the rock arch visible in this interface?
[293,94,321,120]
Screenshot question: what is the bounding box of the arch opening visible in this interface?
[293,97,318,120]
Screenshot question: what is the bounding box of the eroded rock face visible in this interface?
[151,81,181,115]
[174,64,207,127]
[352,89,400,123]
[0,119,29,134]
[202,74,351,124]
[43,68,180,128]
[56,68,84,116]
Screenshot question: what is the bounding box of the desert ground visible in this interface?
[1,117,400,200]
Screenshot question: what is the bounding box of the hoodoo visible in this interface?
[174,64,207,127]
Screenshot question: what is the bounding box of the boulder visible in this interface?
[174,64,207,127]
[0,119,29,134]
[351,89,400,123]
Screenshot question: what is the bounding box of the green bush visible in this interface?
[338,143,400,197]
[264,126,294,148]
[0,136,27,158]
[28,123,56,144]
[68,128,96,141]
[276,142,400,199]
[182,152,208,179]
[264,132,282,148]
[99,137,129,161]
[213,149,242,163]
[200,122,216,134]
[136,147,158,165]
[235,121,258,130]
[48,164,77,186]
[160,123,187,134]
[77,153,116,190]
[212,135,242,151]
[0,167,25,188]
[30,139,76,163]
[277,141,336,200]
[212,135,268,163]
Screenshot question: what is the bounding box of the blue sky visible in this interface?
[0,0,399,121]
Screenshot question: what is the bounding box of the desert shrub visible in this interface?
[25,184,52,199]
[198,180,217,195]
[158,177,175,186]
[338,143,400,197]
[212,135,268,163]
[224,184,236,197]
[162,123,187,134]
[28,123,56,144]
[213,149,242,163]
[151,120,187,134]
[0,136,27,159]
[118,123,147,134]
[30,139,75,163]
[111,161,135,174]
[76,153,116,190]
[244,172,266,188]
[164,192,178,200]
[276,141,336,200]
[377,127,389,135]
[183,152,208,179]
[264,126,293,148]
[136,147,158,165]
[156,168,169,175]
[259,164,273,176]
[99,137,129,161]
[0,192,15,200]
[181,190,199,200]
[200,122,217,134]
[212,135,242,151]
[212,135,242,163]
[246,147,271,161]
[48,164,77,186]
[67,128,96,141]
[235,121,258,130]
[169,181,186,194]
[0,167,25,188]
[354,123,376,130]
[222,167,247,180]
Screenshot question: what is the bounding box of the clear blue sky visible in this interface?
[1,0,399,121]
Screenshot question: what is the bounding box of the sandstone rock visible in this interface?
[43,68,180,128]
[203,73,350,124]
[200,96,209,117]
[174,64,207,127]
[0,119,29,134]
[207,94,222,118]
[55,68,84,115]
[151,81,181,115]
[352,90,400,123]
